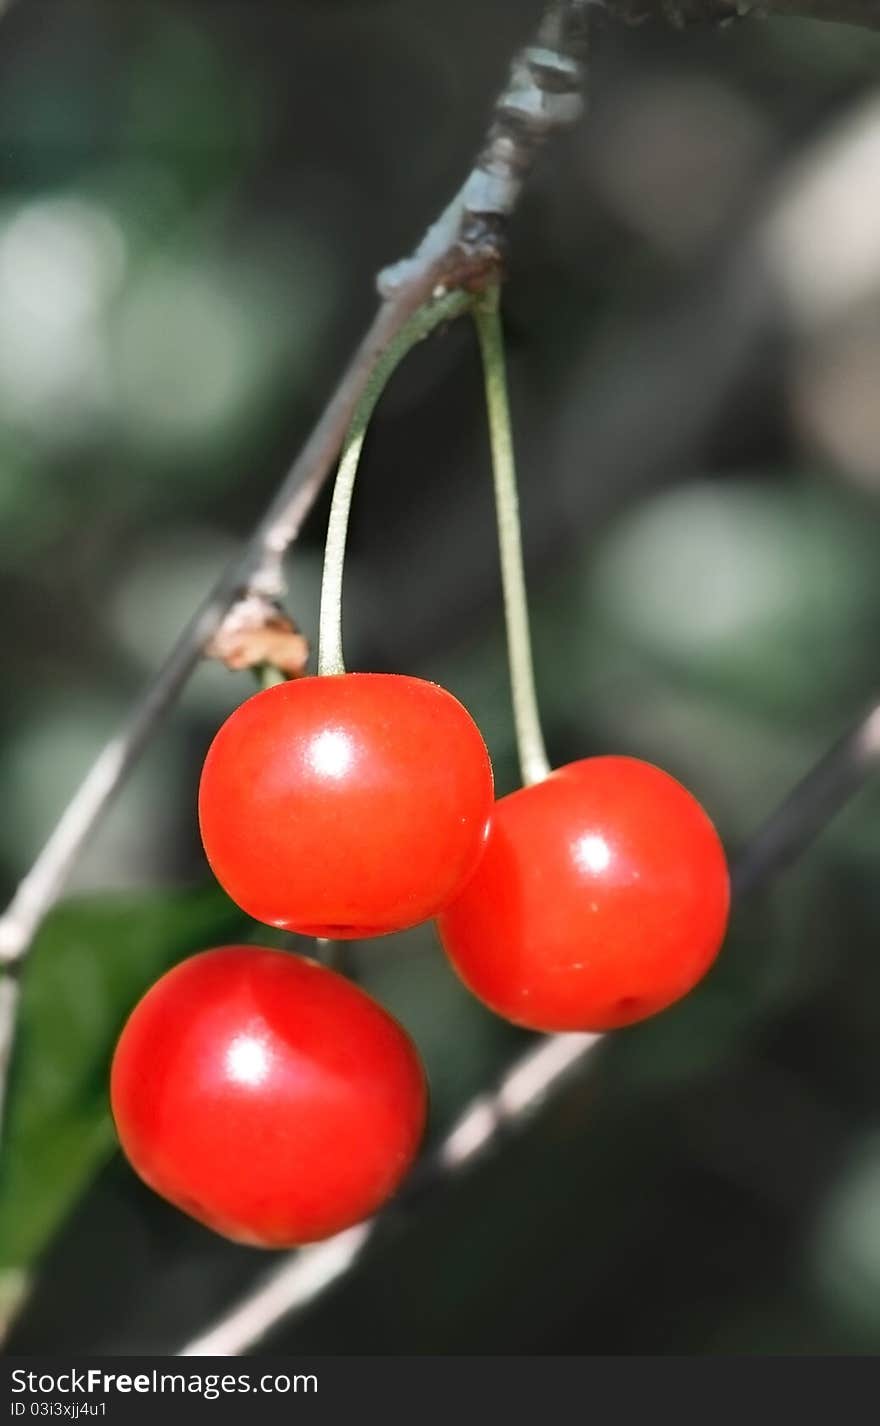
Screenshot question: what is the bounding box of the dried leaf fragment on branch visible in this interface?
[205,592,309,678]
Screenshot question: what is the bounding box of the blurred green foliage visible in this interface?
[0,886,244,1299]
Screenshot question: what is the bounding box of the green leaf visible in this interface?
[0,884,245,1280]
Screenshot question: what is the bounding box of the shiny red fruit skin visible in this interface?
[110,947,427,1247]
[436,756,730,1033]
[198,674,493,938]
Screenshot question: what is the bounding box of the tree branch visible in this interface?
[732,698,880,897]
[378,1,590,296]
[605,0,880,29]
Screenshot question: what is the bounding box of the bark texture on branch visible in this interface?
[378,0,591,295]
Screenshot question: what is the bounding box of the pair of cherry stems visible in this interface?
[308,282,551,791]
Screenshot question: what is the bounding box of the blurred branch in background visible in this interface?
[606,0,880,28]
[733,698,880,896]
[176,693,880,1357]
[0,0,594,1140]
[180,1034,600,1356]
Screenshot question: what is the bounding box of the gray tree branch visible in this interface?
[606,0,880,29]
[732,698,880,897]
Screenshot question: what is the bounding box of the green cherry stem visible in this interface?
[258,663,287,690]
[317,288,472,678]
[473,284,551,787]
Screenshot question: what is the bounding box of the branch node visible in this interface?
[377,0,590,299]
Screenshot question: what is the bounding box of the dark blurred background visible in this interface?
[1,0,880,1355]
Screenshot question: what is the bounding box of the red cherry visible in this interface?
[110,947,427,1246]
[436,756,730,1032]
[198,673,493,938]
